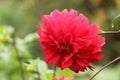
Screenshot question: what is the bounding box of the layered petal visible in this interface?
[43,48,61,64]
[38,9,105,73]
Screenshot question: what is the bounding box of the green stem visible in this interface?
[99,31,120,35]
[53,65,57,78]
[13,37,25,80]
[37,66,41,80]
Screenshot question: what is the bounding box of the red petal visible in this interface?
[44,48,61,64]
[84,52,104,62]
[62,53,73,68]
[69,62,87,73]
[87,24,99,38]
[75,57,89,67]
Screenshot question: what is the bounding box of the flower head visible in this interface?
[38,9,105,73]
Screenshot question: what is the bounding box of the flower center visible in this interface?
[58,42,73,54]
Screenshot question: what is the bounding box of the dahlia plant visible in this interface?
[37,9,120,80]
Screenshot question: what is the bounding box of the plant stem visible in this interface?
[99,31,120,35]
[13,38,25,80]
[88,56,120,80]
[53,65,57,78]
[37,65,41,80]
[91,31,120,80]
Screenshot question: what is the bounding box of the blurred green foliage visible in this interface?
[0,0,120,80]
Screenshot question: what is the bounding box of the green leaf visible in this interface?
[15,37,32,58]
[46,70,54,80]
[26,64,35,72]
[37,58,48,80]
[0,25,14,34]
[0,26,4,34]
[56,68,75,77]
[112,15,120,31]
[100,29,105,32]
[24,33,39,43]
[0,25,14,43]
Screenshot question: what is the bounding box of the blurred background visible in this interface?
[0,0,120,80]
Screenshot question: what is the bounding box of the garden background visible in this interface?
[0,0,120,80]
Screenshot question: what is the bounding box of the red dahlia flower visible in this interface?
[38,9,105,73]
[52,76,74,80]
